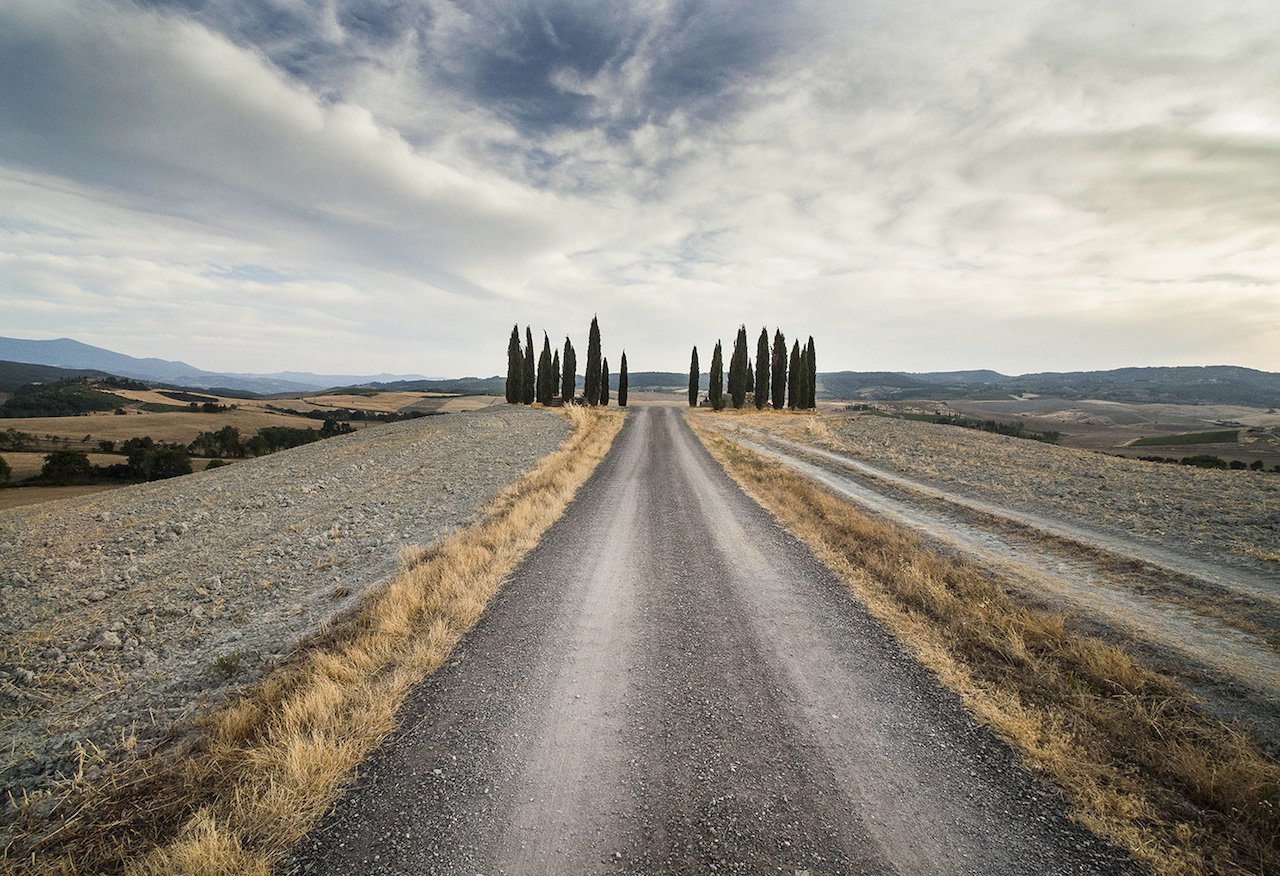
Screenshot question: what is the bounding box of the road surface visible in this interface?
[285,407,1134,875]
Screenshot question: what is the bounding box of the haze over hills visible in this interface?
[615,367,1280,408]
[4,337,1279,408]
[0,337,429,395]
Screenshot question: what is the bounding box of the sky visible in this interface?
[1,0,1278,377]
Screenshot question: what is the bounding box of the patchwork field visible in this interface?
[0,383,505,509]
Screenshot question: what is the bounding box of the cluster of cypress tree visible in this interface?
[504,316,629,407]
[689,327,815,410]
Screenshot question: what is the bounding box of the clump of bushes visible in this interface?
[40,450,97,484]
[0,380,126,418]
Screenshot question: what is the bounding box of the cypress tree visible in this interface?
[505,324,522,404]
[745,354,754,395]
[806,336,817,409]
[522,326,535,405]
[585,316,602,405]
[787,341,800,409]
[688,346,699,407]
[537,333,553,405]
[797,343,810,409]
[771,329,787,409]
[709,341,725,410]
[600,358,610,406]
[755,327,770,410]
[618,352,629,407]
[729,325,748,409]
[562,338,577,403]
[552,349,561,400]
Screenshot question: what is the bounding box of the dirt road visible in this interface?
[710,423,1280,738]
[286,407,1133,875]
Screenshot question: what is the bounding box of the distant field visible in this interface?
[305,392,430,413]
[1130,430,1239,447]
[0,484,120,512]
[8,409,315,445]
[2,451,124,480]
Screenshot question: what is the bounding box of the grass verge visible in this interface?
[6,405,624,875]
[690,416,1278,876]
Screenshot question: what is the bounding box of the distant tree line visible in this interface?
[1138,454,1277,472]
[0,380,126,418]
[689,326,816,411]
[505,315,629,407]
[18,421,355,487]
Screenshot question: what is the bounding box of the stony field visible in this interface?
[0,406,568,824]
[735,411,1280,568]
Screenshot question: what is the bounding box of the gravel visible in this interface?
[285,407,1136,875]
[824,414,1280,566]
[0,405,568,824]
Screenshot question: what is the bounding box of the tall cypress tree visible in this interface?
[797,343,810,409]
[806,336,817,409]
[552,349,561,400]
[787,341,800,409]
[585,316,602,405]
[599,357,610,406]
[618,352,629,407]
[729,325,748,409]
[562,338,576,403]
[771,329,787,409]
[537,333,553,405]
[755,327,770,410]
[505,324,523,404]
[522,326,536,404]
[688,346,699,407]
[709,341,725,410]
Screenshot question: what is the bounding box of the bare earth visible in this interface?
[0,407,569,826]
[704,411,1280,744]
[286,407,1134,875]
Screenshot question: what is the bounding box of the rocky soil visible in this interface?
[0,406,568,824]
[778,413,1280,567]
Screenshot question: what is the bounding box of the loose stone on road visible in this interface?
[286,407,1136,875]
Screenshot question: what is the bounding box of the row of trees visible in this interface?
[505,316,629,407]
[690,326,816,411]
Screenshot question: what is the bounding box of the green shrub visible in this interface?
[41,450,95,484]
[0,456,10,484]
[1,381,125,418]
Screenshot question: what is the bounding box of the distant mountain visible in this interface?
[819,366,1280,408]
[0,337,428,395]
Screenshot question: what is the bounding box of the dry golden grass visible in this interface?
[8,411,310,445]
[303,392,429,413]
[434,396,506,414]
[6,406,624,876]
[690,419,1279,876]
[0,485,123,513]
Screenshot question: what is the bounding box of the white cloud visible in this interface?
[1,0,1277,376]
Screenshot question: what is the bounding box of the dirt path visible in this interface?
[713,423,1280,738]
[285,407,1132,875]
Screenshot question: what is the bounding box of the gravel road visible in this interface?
[0,406,568,824]
[286,406,1135,875]
[711,423,1280,742]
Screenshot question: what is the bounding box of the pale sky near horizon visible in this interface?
[2,0,1278,377]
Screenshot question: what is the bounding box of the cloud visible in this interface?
[1,0,1278,375]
